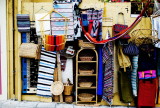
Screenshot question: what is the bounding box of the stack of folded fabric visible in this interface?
[17,14,30,32]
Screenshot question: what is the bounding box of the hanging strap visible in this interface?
[80,0,151,44]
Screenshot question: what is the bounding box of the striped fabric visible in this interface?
[73,2,81,39]
[52,2,74,41]
[17,14,30,32]
[131,56,139,97]
[37,48,56,97]
[102,42,114,105]
[87,9,103,39]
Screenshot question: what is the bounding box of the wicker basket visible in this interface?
[65,95,73,103]
[78,40,95,49]
[79,56,94,61]
[79,82,93,87]
[64,84,73,95]
[78,93,95,101]
[79,69,94,75]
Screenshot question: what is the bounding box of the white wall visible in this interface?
[0,0,8,100]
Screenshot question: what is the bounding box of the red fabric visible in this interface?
[138,78,158,107]
[88,20,93,34]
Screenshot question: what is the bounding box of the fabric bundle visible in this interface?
[45,35,65,51]
[17,14,30,32]
[37,48,56,97]
[52,2,74,41]
[102,42,114,105]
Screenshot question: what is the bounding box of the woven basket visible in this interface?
[65,95,73,103]
[79,69,94,75]
[79,56,93,61]
[78,93,95,101]
[64,84,73,95]
[78,40,95,49]
[79,82,93,87]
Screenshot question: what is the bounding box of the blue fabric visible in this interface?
[157,48,160,76]
[97,46,103,96]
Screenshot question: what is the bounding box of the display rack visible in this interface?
[76,48,98,105]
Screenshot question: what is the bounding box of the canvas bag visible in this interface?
[118,46,131,72]
[118,69,133,103]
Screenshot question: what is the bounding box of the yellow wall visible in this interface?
[7,0,154,106]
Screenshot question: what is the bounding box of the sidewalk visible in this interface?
[0,100,136,108]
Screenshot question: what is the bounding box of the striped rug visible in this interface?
[37,48,56,97]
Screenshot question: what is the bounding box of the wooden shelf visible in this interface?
[78,61,97,63]
[76,48,98,105]
[77,101,96,103]
[78,74,96,76]
[77,87,96,89]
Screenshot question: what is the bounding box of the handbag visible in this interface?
[138,78,158,107]
[19,43,41,59]
[118,69,133,103]
[123,42,139,56]
[138,70,157,79]
[118,46,131,72]
[113,12,130,39]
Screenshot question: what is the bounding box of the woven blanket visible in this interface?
[37,48,56,97]
[52,2,74,41]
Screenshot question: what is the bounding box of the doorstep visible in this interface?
[0,100,137,108]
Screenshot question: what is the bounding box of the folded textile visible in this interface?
[37,48,56,97]
[17,14,30,32]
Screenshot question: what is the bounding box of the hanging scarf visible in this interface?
[131,55,139,97]
[102,42,114,105]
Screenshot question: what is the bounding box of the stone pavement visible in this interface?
[0,100,137,108]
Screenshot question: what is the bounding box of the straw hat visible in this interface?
[50,81,64,95]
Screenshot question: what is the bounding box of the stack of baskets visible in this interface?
[78,93,95,101]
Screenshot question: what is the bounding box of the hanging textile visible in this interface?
[17,14,30,32]
[37,48,56,97]
[151,16,160,48]
[53,2,74,41]
[102,41,114,105]
[131,55,139,97]
[87,9,103,39]
[73,2,81,39]
[157,49,160,76]
[97,45,103,96]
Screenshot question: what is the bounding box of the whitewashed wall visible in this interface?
[0,0,8,100]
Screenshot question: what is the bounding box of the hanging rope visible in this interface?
[80,0,151,44]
